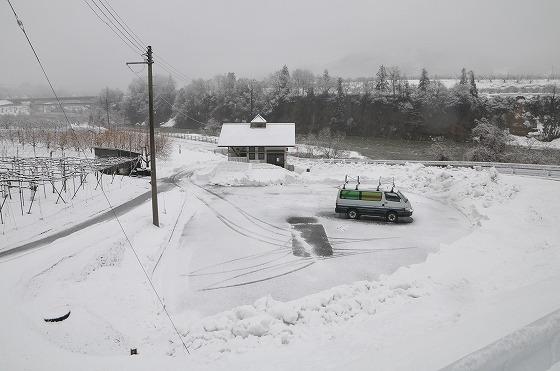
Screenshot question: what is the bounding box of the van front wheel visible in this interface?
[386,211,398,223]
[347,209,359,219]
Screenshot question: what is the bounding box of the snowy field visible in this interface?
[407,78,560,94]
[0,137,559,370]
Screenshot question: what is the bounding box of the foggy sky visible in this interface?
[1,0,559,95]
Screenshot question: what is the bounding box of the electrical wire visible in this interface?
[6,0,74,131]
[87,0,190,83]
[94,0,145,51]
[82,0,143,55]
[127,65,206,127]
[6,0,190,355]
[89,0,144,52]
[96,0,191,82]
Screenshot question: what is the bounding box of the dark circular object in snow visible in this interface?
[44,310,71,322]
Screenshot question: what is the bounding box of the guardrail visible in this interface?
[300,158,560,179]
[163,132,218,144]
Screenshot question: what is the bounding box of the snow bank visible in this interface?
[186,280,416,352]
[180,162,548,362]
[297,160,518,225]
[193,162,300,186]
[161,118,176,128]
[441,309,560,371]
[510,135,560,150]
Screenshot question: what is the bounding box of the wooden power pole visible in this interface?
[127,45,159,227]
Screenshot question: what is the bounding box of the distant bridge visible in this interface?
[7,96,97,114]
[10,96,96,106]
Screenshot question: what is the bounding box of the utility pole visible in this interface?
[127,45,159,227]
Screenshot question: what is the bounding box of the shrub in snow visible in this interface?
[466,118,510,162]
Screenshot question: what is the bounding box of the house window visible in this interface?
[258,152,264,160]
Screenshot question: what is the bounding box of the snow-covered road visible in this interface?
[153,173,471,317]
[0,137,558,371]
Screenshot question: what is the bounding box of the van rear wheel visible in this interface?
[386,211,398,223]
[347,209,359,219]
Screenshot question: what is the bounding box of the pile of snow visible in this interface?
[290,144,365,160]
[510,135,560,150]
[186,280,417,353]
[192,161,299,186]
[160,118,176,128]
[70,122,107,131]
[296,160,518,225]
[181,164,519,354]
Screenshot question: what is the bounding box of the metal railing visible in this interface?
[301,157,560,179]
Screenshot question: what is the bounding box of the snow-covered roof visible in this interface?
[218,122,295,147]
[251,114,267,123]
[0,100,13,106]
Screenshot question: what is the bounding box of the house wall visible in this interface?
[0,104,30,116]
[227,146,289,168]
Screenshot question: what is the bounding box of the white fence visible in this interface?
[163,132,218,144]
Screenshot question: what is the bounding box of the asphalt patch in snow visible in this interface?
[288,217,333,257]
[286,216,318,224]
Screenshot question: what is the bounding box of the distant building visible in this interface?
[217,114,295,168]
[0,100,30,115]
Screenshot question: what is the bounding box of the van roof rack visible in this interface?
[343,175,360,190]
[376,177,395,192]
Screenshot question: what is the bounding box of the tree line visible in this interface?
[90,65,560,142]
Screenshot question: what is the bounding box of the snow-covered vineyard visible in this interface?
[1,136,559,370]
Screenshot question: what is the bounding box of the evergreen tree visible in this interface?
[418,68,430,92]
[271,65,291,105]
[375,65,389,92]
[333,77,345,128]
[459,68,468,85]
[320,69,331,95]
[469,70,478,97]
[403,79,412,99]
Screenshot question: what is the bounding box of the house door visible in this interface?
[266,152,285,167]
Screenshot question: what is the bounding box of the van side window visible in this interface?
[360,191,382,201]
[340,190,360,200]
[385,192,401,202]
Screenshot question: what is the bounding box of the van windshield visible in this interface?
[397,191,408,202]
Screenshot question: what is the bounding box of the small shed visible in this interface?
[217,115,295,168]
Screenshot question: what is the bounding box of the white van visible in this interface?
[335,188,413,222]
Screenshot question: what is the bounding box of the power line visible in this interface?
[98,0,146,47]
[94,0,145,51]
[6,0,74,131]
[7,0,190,355]
[100,189,190,354]
[127,65,206,127]
[87,0,190,84]
[82,0,143,55]
[86,0,144,54]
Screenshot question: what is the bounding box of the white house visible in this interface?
[217,114,295,168]
[0,100,30,116]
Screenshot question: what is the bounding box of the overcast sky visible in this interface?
[1,0,559,95]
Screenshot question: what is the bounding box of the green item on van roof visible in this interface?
[340,190,360,200]
[361,191,382,201]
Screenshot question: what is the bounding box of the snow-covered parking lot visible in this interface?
[0,138,559,370]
